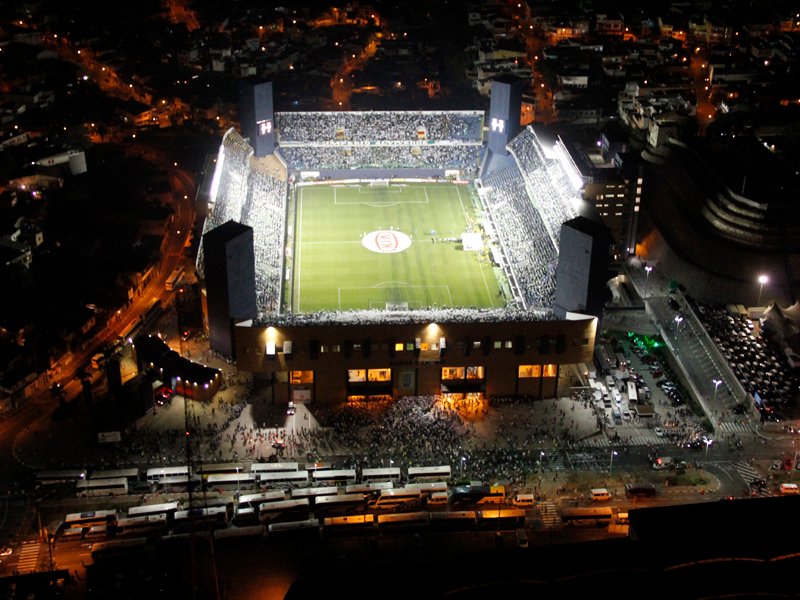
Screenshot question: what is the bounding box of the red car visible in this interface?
[154,386,174,405]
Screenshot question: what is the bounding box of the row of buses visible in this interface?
[38,463,455,498]
[89,507,528,562]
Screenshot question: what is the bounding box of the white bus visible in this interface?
[250,462,300,474]
[258,499,311,523]
[266,519,319,538]
[322,514,375,532]
[37,469,87,486]
[89,468,140,483]
[238,491,286,509]
[128,502,180,521]
[114,513,168,537]
[311,469,357,486]
[155,475,201,493]
[360,467,401,483]
[345,482,394,496]
[173,506,228,531]
[196,462,247,479]
[407,465,451,482]
[258,470,309,487]
[206,473,258,491]
[76,477,129,498]
[146,466,190,484]
[63,509,118,535]
[312,493,367,514]
[290,486,339,501]
[367,488,423,510]
[405,481,449,497]
[627,381,638,404]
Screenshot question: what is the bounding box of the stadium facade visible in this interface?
[197,86,606,406]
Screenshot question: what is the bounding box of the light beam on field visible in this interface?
[208,143,226,206]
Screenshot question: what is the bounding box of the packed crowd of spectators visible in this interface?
[256,305,554,328]
[101,394,592,491]
[278,144,481,174]
[275,111,484,143]
[508,127,579,248]
[273,111,484,176]
[479,164,558,309]
[197,129,287,316]
[240,165,287,314]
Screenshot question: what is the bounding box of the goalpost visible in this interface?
[368,179,390,188]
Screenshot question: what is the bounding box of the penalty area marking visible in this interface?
[338,283,454,311]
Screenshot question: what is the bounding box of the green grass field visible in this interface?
[290,182,502,313]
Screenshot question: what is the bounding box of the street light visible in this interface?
[757,274,768,306]
[703,437,713,467]
[644,265,653,299]
[460,456,466,479]
[712,378,722,401]
[674,315,683,331]
[609,450,618,475]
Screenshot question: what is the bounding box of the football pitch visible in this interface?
[290,182,503,313]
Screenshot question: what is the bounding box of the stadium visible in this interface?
[195,82,602,406]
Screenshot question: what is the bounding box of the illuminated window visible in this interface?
[493,341,502,349]
[406,342,414,351]
[332,344,341,352]
[395,342,405,352]
[320,345,328,353]
[504,340,513,349]
[466,366,484,380]
[472,341,481,349]
[442,367,465,380]
[420,342,429,351]
[290,370,314,384]
[348,369,366,382]
[368,368,391,382]
[543,364,558,377]
[518,365,542,378]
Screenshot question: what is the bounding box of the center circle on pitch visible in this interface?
[362,230,412,254]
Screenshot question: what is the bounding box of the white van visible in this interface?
[426,492,449,506]
[590,488,612,502]
[780,483,799,495]
[509,493,535,508]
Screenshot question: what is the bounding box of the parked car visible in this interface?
[154,386,174,405]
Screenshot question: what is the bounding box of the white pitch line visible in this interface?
[478,260,494,306]
[455,184,468,219]
[295,187,303,312]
